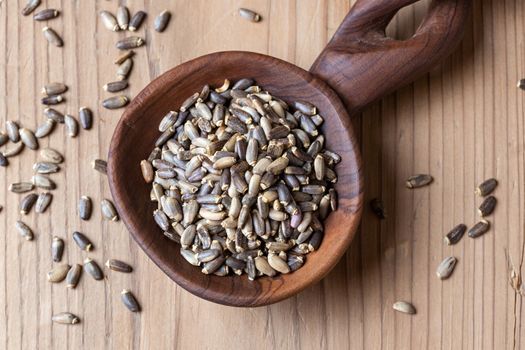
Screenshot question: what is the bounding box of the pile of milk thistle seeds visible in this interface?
[142,78,340,278]
[375,175,499,315]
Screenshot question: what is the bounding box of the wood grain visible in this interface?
[0,0,523,349]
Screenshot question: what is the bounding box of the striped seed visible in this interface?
[117,6,130,30]
[9,182,34,193]
[64,114,79,137]
[19,193,38,214]
[35,119,56,138]
[478,196,496,217]
[34,8,59,21]
[44,107,65,123]
[47,264,70,283]
[468,220,490,238]
[6,121,19,142]
[100,11,119,31]
[128,11,146,31]
[92,159,107,174]
[21,0,41,16]
[32,174,56,190]
[406,174,433,189]
[104,80,128,93]
[16,220,34,240]
[19,128,38,149]
[73,231,93,251]
[83,258,103,280]
[35,192,52,213]
[42,27,63,47]
[79,107,93,130]
[101,199,119,221]
[121,289,140,312]
[393,301,416,315]
[66,264,82,288]
[78,196,92,220]
[42,82,67,95]
[116,36,144,50]
[51,236,64,262]
[201,256,226,274]
[444,224,467,245]
[52,312,80,325]
[102,95,129,109]
[40,148,63,163]
[105,259,132,273]
[154,10,171,32]
[436,256,457,280]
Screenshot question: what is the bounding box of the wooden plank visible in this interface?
[0,0,524,349]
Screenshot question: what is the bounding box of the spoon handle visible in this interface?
[310,0,471,116]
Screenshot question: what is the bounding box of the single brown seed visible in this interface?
[369,198,386,219]
[238,8,261,22]
[42,27,63,47]
[102,95,129,109]
[41,82,67,95]
[92,159,107,174]
[47,264,70,283]
[32,174,56,190]
[79,107,93,130]
[33,8,59,21]
[22,0,41,16]
[16,220,34,240]
[103,80,128,93]
[32,159,55,176]
[140,160,154,183]
[19,128,38,150]
[19,193,38,214]
[44,107,65,123]
[116,58,133,80]
[393,301,416,315]
[51,236,64,262]
[154,10,171,32]
[6,121,20,142]
[3,140,24,158]
[35,119,56,138]
[35,192,52,213]
[436,256,457,280]
[78,196,92,220]
[40,148,63,163]
[101,199,119,221]
[445,224,467,245]
[64,114,79,137]
[52,312,80,325]
[128,11,146,31]
[100,10,119,31]
[66,264,82,289]
[116,36,144,50]
[478,195,497,217]
[121,289,141,312]
[468,220,490,238]
[105,259,133,273]
[475,178,498,197]
[117,6,130,30]
[73,231,93,251]
[406,174,433,189]
[114,50,135,65]
[83,258,103,280]
[9,182,34,193]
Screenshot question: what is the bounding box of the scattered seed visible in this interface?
[468,220,490,238]
[42,27,63,47]
[78,196,92,220]
[117,6,130,30]
[40,148,63,163]
[518,79,525,90]
[3,141,24,157]
[436,256,457,280]
[478,195,496,217]
[100,10,119,31]
[41,82,67,95]
[154,10,171,32]
[44,107,65,123]
[73,231,93,251]
[121,289,140,312]
[114,50,134,65]
[66,264,82,289]
[41,94,64,105]
[35,192,52,213]
[116,36,144,50]
[92,159,107,174]
[22,0,41,16]
[103,80,128,93]
[34,8,59,21]
[47,264,70,283]
[393,301,416,315]
[101,199,119,221]
[83,258,103,280]
[6,121,19,142]
[0,132,8,146]
[32,174,56,190]
[79,107,93,130]
[35,119,56,138]
[475,178,498,197]
[19,128,38,149]
[238,8,261,22]
[116,58,133,80]
[19,193,38,215]
[105,259,132,273]
[51,236,64,262]
[406,174,433,188]
[9,182,34,193]
[369,198,386,219]
[444,224,467,245]
[0,153,7,167]
[16,220,34,240]
[52,312,80,325]
[128,11,146,31]
[64,114,79,137]
[102,95,129,109]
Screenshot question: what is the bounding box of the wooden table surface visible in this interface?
[0,0,524,349]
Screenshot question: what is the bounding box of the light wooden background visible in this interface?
[0,0,523,349]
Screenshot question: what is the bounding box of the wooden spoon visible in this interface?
[108,0,471,307]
